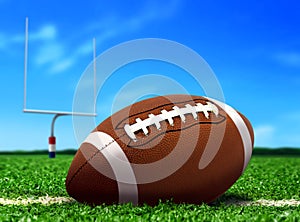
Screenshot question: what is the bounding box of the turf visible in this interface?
[0,155,299,221]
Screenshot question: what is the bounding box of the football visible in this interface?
[66,94,254,205]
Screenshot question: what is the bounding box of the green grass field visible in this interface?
[0,155,299,221]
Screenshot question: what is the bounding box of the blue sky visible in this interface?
[0,0,300,151]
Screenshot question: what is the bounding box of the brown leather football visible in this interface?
[66,94,254,205]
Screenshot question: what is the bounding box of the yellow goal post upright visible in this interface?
[23,17,97,158]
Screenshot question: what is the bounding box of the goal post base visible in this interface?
[49,136,56,158]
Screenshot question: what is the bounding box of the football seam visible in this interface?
[126,115,227,147]
[66,133,127,188]
[115,98,209,130]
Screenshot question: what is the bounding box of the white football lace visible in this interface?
[124,102,219,142]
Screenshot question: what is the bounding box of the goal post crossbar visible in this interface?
[23,109,97,117]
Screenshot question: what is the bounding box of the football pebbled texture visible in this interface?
[66,94,254,206]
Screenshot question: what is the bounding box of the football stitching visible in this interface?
[66,133,127,188]
[126,115,226,148]
[115,98,209,130]
[124,102,219,141]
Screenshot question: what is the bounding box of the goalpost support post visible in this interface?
[48,136,56,158]
[48,114,64,158]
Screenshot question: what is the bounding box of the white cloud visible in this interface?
[274,112,300,147]
[49,58,74,73]
[0,22,59,68]
[2,1,181,74]
[29,25,76,74]
[34,42,78,74]
[7,24,58,44]
[254,125,275,147]
[0,33,6,49]
[77,0,181,53]
[69,0,181,75]
[281,111,300,121]
[273,52,300,68]
[35,43,64,65]
[30,25,57,41]
[75,41,93,56]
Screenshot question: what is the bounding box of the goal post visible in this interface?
[23,17,97,158]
